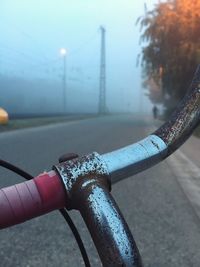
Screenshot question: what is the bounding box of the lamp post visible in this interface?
[60,48,67,113]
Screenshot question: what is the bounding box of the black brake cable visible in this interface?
[0,159,91,267]
[0,159,33,180]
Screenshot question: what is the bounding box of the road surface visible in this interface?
[0,114,200,267]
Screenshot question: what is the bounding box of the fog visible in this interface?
[0,0,157,117]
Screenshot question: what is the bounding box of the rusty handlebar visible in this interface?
[1,66,200,267]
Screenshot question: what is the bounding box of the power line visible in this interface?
[0,25,101,85]
[0,20,49,60]
[68,32,98,56]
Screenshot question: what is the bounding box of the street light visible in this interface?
[60,48,67,113]
[60,48,67,56]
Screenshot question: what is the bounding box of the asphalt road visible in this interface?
[0,114,200,267]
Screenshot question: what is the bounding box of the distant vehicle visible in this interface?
[0,108,9,124]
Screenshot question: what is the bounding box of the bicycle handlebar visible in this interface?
[1,66,200,266]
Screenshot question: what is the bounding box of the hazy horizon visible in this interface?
[0,1,158,115]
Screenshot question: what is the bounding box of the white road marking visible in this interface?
[167,150,200,218]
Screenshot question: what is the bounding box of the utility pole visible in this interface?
[63,54,66,112]
[60,48,67,113]
[99,26,106,114]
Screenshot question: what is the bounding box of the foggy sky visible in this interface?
[0,0,158,115]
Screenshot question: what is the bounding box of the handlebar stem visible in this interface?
[53,152,142,266]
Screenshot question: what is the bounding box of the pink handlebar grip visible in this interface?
[0,171,67,229]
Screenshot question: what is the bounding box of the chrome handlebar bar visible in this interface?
[102,134,167,183]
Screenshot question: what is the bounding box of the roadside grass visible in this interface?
[0,115,96,133]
